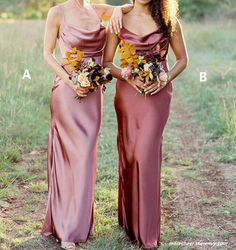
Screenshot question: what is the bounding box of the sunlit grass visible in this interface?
[174,20,236,162]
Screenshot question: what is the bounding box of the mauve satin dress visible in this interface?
[115,27,173,249]
[41,6,106,243]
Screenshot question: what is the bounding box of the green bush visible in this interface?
[0,0,235,21]
[106,0,128,6]
[179,0,236,20]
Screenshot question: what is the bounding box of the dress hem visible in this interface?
[40,231,93,244]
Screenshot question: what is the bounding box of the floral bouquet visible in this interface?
[118,40,168,94]
[65,47,113,100]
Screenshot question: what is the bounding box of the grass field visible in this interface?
[0,19,236,250]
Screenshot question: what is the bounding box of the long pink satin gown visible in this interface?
[115,27,173,249]
[41,5,106,243]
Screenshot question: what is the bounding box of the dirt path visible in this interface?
[1,91,235,250]
[162,93,236,249]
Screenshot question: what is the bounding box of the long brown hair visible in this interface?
[149,0,179,36]
[132,0,179,36]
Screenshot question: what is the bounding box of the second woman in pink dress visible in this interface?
[104,0,188,248]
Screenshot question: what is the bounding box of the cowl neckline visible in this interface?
[119,25,170,59]
[58,3,105,39]
[121,26,163,38]
[59,22,105,40]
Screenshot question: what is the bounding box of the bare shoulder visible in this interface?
[48,5,61,16]
[90,3,105,16]
[170,17,184,39]
[47,5,61,23]
[175,18,183,32]
[47,2,70,19]
[46,3,67,26]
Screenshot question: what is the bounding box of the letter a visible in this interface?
[22,69,31,80]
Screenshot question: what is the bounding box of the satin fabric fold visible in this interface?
[41,5,106,243]
[115,27,173,248]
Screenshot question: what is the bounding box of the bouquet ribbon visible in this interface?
[61,58,75,75]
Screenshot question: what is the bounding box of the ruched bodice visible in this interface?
[58,5,106,64]
[119,26,170,63]
[58,24,106,62]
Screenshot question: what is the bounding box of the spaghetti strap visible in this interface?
[58,5,67,38]
[90,4,102,22]
[60,5,66,27]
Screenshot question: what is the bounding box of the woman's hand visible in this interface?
[75,86,89,98]
[64,78,89,98]
[126,77,145,93]
[93,4,132,33]
[109,7,122,34]
[143,80,168,96]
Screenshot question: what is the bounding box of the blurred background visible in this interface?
[0,1,236,250]
[0,0,236,19]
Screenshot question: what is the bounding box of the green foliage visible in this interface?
[0,0,63,19]
[179,0,236,20]
[0,0,235,20]
[106,0,128,6]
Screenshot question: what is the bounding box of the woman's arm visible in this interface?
[93,4,133,34]
[93,4,132,20]
[44,6,68,83]
[103,26,144,93]
[44,6,87,97]
[145,19,189,95]
[103,26,122,79]
[167,19,189,82]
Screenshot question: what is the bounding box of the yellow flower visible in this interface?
[139,69,153,84]
[65,47,84,70]
[120,59,127,68]
[66,51,71,59]
[129,45,136,55]
[94,76,100,83]
[71,47,77,54]
[121,52,130,59]
[77,51,84,61]
[127,58,133,64]
[71,60,78,67]
[119,39,139,68]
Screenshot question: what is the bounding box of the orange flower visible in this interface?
[71,47,77,54]
[77,51,84,61]
[65,47,84,70]
[119,40,138,68]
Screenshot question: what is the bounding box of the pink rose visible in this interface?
[159,71,168,82]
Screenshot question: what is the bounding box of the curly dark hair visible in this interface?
[132,0,179,36]
[149,0,179,36]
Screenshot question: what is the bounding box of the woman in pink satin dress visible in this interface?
[41,1,131,249]
[104,0,188,248]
